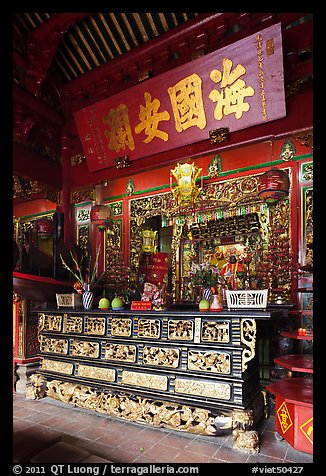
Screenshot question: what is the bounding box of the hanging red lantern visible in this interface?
[37,218,54,240]
[90,203,113,231]
[257,169,290,205]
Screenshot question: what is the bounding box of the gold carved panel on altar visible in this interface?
[38,313,63,332]
[137,319,161,338]
[168,320,193,340]
[45,379,217,436]
[187,350,231,374]
[121,370,168,391]
[71,340,100,358]
[76,364,116,382]
[143,346,180,368]
[41,358,73,375]
[111,318,132,337]
[175,378,231,400]
[103,343,136,362]
[201,321,230,342]
[64,315,83,333]
[40,336,68,354]
[85,317,106,335]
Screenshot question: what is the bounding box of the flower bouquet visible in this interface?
[189,261,226,291]
[60,246,101,294]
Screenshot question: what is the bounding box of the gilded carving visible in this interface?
[77,364,116,382]
[77,226,89,254]
[201,321,230,342]
[111,318,132,337]
[38,313,62,332]
[233,429,259,454]
[188,350,230,374]
[71,186,95,204]
[205,175,260,208]
[264,197,292,301]
[121,370,168,391]
[143,346,179,368]
[129,174,271,303]
[103,343,136,362]
[303,188,313,268]
[240,319,256,371]
[138,319,161,338]
[71,340,100,358]
[64,315,83,333]
[168,320,193,340]
[115,155,131,169]
[77,208,90,223]
[41,358,74,375]
[85,317,106,335]
[293,129,313,149]
[45,379,217,435]
[40,336,68,354]
[280,139,296,161]
[209,127,229,144]
[175,378,231,400]
[105,220,122,256]
[70,153,86,166]
[302,163,313,182]
[26,374,47,400]
[232,408,256,453]
[109,201,123,216]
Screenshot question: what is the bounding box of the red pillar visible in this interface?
[61,125,72,246]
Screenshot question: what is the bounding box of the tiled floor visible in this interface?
[13,392,313,464]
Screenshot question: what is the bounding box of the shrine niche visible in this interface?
[129,170,293,303]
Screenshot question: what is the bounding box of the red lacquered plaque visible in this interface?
[131,301,152,310]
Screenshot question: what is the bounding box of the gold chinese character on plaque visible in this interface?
[168,73,206,132]
[102,104,135,152]
[209,58,255,120]
[135,92,170,143]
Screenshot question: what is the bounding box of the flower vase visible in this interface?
[202,287,212,302]
[82,290,94,310]
[210,293,223,311]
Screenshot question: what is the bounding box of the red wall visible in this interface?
[14,199,57,219]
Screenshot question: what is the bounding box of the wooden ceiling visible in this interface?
[13,12,199,84]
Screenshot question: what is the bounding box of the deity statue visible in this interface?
[221,255,246,289]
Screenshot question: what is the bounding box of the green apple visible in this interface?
[111,296,124,309]
[98,297,110,309]
[199,299,210,311]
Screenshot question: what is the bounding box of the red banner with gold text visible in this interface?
[74,23,285,172]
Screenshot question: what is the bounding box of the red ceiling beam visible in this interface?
[65,12,311,96]
[24,13,91,96]
[13,84,64,127]
[65,12,312,113]
[64,13,226,94]
[28,13,91,40]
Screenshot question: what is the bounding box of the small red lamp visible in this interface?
[257,168,290,205]
[90,203,113,231]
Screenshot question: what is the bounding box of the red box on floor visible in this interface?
[267,378,313,455]
[275,397,313,454]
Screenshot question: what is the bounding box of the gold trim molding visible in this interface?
[240,319,256,371]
